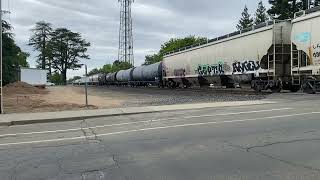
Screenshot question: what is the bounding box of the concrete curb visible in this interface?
[0,101,275,126]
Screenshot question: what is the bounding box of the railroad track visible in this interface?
[93,85,272,95]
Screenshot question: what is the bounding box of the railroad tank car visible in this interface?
[163,20,293,92]
[290,7,320,93]
[98,74,106,85]
[143,62,163,82]
[131,62,163,86]
[116,68,135,84]
[132,66,144,82]
[105,72,118,85]
[89,74,100,85]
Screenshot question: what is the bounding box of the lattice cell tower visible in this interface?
[118,0,134,66]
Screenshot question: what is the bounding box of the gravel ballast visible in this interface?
[88,86,268,107]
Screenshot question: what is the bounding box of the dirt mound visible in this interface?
[3,81,46,95]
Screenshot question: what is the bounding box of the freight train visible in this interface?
[76,7,320,93]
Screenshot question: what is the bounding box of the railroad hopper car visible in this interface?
[163,20,293,92]
[290,8,320,93]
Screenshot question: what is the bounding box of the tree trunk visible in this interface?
[41,55,46,70]
[42,36,46,70]
[62,69,67,85]
[48,59,52,79]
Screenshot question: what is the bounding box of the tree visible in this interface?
[48,28,90,85]
[88,68,101,76]
[144,36,207,65]
[28,21,53,76]
[100,64,112,74]
[144,54,163,66]
[268,0,302,19]
[159,36,207,56]
[255,1,269,25]
[111,61,133,72]
[49,72,64,85]
[2,20,29,85]
[237,5,254,30]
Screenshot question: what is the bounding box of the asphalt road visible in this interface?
[0,93,320,180]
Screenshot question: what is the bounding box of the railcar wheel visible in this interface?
[303,85,316,94]
[290,85,301,93]
[302,82,316,94]
[253,85,262,92]
[270,86,281,93]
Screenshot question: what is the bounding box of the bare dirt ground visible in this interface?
[3,82,124,114]
[3,82,267,114]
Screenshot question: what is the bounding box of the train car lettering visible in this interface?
[233,61,260,73]
[197,63,224,76]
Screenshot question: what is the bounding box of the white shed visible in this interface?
[20,68,48,86]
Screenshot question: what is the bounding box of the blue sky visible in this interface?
[2,0,269,78]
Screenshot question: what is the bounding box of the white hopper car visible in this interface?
[163,7,320,93]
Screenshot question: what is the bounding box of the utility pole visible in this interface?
[80,64,89,108]
[118,0,134,66]
[0,0,3,114]
[84,64,88,108]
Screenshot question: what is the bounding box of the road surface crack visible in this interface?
[246,138,320,151]
[224,141,320,172]
[80,119,102,143]
[112,155,121,169]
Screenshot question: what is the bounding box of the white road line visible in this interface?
[0,111,318,147]
[0,108,292,138]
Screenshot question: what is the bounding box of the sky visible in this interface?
[2,0,269,78]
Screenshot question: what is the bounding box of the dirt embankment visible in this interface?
[3,82,123,114]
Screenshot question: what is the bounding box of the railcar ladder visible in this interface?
[268,44,285,78]
[291,50,301,85]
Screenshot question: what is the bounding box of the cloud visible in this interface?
[3,0,269,78]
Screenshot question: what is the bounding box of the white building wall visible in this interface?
[20,68,47,86]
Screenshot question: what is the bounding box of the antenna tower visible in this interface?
[118,0,134,66]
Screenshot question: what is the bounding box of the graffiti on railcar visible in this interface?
[232,60,261,74]
[294,32,311,43]
[313,43,320,65]
[313,43,320,58]
[197,62,225,76]
[223,63,231,72]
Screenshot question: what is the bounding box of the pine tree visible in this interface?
[237,6,254,30]
[48,28,90,84]
[29,21,53,76]
[255,1,269,25]
[268,0,303,19]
